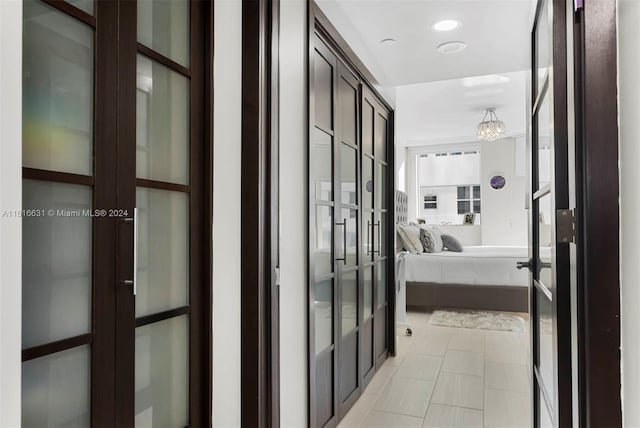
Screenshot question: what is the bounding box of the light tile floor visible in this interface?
[338,310,531,428]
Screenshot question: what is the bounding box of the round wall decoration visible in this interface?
[490,175,506,190]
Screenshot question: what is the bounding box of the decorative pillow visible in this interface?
[397,224,423,254]
[420,228,436,253]
[428,227,444,252]
[412,223,444,253]
[442,234,464,252]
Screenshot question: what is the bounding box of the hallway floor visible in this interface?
[338,310,531,428]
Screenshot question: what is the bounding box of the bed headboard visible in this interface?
[395,190,408,224]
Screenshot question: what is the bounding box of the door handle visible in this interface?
[335,218,347,265]
[120,207,138,295]
[371,221,381,255]
[516,259,532,271]
[366,220,371,255]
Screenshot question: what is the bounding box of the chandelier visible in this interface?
[477,108,506,142]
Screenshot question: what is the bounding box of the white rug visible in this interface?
[429,309,527,333]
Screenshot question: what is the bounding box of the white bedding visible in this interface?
[404,246,546,287]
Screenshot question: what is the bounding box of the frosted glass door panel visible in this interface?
[537,92,553,190]
[341,271,357,335]
[22,180,92,349]
[137,0,190,67]
[136,56,190,185]
[136,188,189,317]
[23,0,94,176]
[363,157,373,210]
[375,114,387,162]
[135,316,189,428]
[364,266,373,318]
[340,144,357,205]
[315,279,333,354]
[22,346,90,428]
[311,128,333,202]
[314,205,333,277]
[377,262,386,307]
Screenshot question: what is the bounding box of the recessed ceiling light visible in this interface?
[433,19,460,32]
[380,38,396,46]
[462,75,511,87]
[437,41,467,54]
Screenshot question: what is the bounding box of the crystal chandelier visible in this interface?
[477,108,506,142]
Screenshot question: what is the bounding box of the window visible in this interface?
[424,195,437,209]
[457,185,481,214]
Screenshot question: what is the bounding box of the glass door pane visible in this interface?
[22,346,91,427]
[22,2,95,425]
[23,0,94,175]
[135,6,191,425]
[137,0,190,67]
[135,316,189,427]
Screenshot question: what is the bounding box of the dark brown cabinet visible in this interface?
[308,27,394,428]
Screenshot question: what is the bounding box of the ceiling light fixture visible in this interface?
[462,74,511,88]
[436,41,467,54]
[380,38,396,46]
[477,108,506,142]
[433,19,460,32]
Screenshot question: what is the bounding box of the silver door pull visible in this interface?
[132,207,138,295]
[120,208,138,295]
[335,219,347,265]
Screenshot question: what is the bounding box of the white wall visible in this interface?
[0,1,22,426]
[279,0,308,426]
[212,0,242,426]
[436,225,482,247]
[480,138,528,246]
[617,1,640,425]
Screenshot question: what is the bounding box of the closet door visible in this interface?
[117,1,211,426]
[22,1,101,425]
[21,0,211,426]
[335,63,361,416]
[363,87,390,370]
[309,36,338,428]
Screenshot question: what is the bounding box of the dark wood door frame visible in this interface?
[573,1,622,426]
[241,0,281,426]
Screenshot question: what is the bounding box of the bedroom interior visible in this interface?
[307,0,541,427]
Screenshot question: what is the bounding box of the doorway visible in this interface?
[21,0,212,426]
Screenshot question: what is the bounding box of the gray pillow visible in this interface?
[442,234,463,252]
[420,228,436,253]
[428,227,444,252]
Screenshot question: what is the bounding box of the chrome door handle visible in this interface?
[132,207,138,295]
[516,259,532,271]
[371,221,380,254]
[335,219,347,265]
[120,207,138,295]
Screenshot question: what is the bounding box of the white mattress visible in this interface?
[404,246,544,287]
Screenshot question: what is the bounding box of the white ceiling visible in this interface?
[396,70,528,145]
[316,0,534,86]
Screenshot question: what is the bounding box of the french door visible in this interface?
[21,0,212,426]
[529,0,573,426]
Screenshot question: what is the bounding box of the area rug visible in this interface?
[429,309,527,333]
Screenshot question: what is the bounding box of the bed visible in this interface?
[404,246,539,312]
[395,191,538,313]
